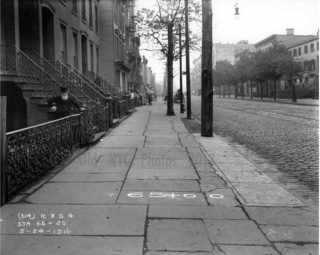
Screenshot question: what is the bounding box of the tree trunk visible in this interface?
[273,79,277,101]
[201,0,213,137]
[260,82,263,101]
[234,84,238,99]
[223,85,225,97]
[228,84,230,98]
[290,75,297,102]
[242,84,244,99]
[250,81,252,100]
[219,86,220,97]
[166,23,175,115]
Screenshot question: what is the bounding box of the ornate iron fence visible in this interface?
[0,45,16,73]
[119,100,127,118]
[130,98,136,110]
[5,103,110,197]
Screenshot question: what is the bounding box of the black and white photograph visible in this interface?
[0,0,319,254]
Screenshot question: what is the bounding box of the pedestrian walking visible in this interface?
[47,87,85,120]
[146,85,154,105]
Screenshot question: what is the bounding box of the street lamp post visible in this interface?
[185,0,191,119]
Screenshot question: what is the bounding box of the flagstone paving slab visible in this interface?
[144,137,182,147]
[212,245,280,255]
[49,173,126,182]
[134,150,188,160]
[206,188,241,206]
[147,219,212,252]
[148,205,247,219]
[117,191,207,205]
[1,236,144,255]
[193,164,217,172]
[63,163,130,173]
[126,169,199,180]
[122,180,200,192]
[82,148,136,158]
[26,183,122,204]
[93,136,145,147]
[212,156,252,164]
[199,176,227,185]
[260,225,319,242]
[204,220,270,245]
[274,243,319,255]
[223,171,276,183]
[130,159,193,169]
[244,207,319,226]
[217,163,261,172]
[1,204,147,235]
[232,183,305,206]
[145,253,212,255]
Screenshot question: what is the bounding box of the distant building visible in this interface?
[254,28,316,51]
[287,36,319,73]
[213,40,255,67]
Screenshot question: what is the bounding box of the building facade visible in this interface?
[1,0,101,130]
[254,28,316,51]
[99,0,139,93]
[213,40,255,68]
[1,0,141,132]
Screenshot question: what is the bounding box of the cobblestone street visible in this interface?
[191,96,319,207]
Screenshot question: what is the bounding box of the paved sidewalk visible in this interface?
[1,100,318,255]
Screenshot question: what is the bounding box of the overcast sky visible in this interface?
[136,0,319,85]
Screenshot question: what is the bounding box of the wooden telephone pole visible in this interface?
[201,0,213,136]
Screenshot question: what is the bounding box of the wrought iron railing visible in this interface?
[119,100,127,118]
[45,59,108,105]
[25,52,102,108]
[0,45,16,73]
[5,103,109,198]
[86,70,125,97]
[6,113,87,196]
[13,46,96,108]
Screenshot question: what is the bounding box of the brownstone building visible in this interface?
[99,0,140,93]
[1,0,141,132]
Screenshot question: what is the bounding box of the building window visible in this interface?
[82,0,86,21]
[304,45,308,54]
[293,49,297,57]
[60,24,67,64]
[90,43,94,72]
[95,5,99,34]
[72,0,77,13]
[73,32,78,69]
[89,0,93,28]
[288,50,292,56]
[298,47,301,56]
[311,43,314,52]
[96,47,100,73]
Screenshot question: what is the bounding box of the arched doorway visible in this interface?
[42,7,55,60]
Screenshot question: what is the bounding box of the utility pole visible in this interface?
[179,24,185,113]
[201,0,213,137]
[185,0,191,119]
